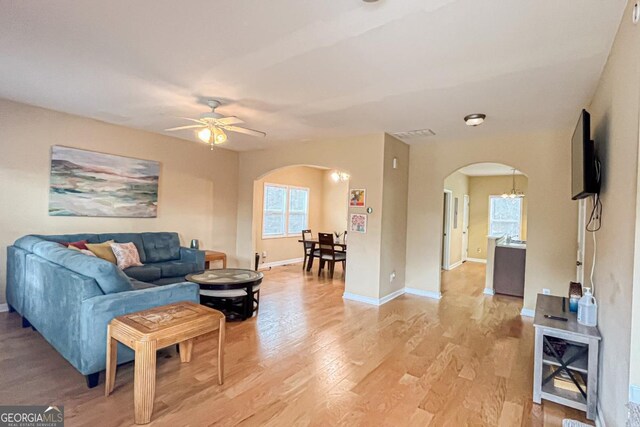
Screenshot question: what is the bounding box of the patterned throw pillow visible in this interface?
[109,242,143,270]
[86,240,117,264]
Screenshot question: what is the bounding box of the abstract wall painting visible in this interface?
[350,213,367,233]
[49,146,159,217]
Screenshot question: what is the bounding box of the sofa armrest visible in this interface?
[180,247,205,270]
[79,282,200,375]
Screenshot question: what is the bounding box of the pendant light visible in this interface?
[502,169,525,198]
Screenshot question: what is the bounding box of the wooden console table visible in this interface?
[533,294,601,420]
[205,250,227,269]
[105,302,225,424]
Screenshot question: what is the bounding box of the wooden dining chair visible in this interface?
[317,232,346,279]
[301,229,315,270]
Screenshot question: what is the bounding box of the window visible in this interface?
[262,184,309,238]
[489,196,522,239]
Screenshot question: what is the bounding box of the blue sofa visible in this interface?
[5,232,204,387]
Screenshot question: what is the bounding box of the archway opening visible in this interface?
[441,162,529,299]
[251,164,350,282]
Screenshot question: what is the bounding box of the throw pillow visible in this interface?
[86,240,117,264]
[68,245,97,257]
[110,242,143,270]
[60,239,89,250]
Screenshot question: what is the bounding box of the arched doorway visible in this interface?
[251,164,350,280]
[441,163,528,299]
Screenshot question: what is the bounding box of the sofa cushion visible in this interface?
[152,277,194,286]
[124,265,162,282]
[98,233,147,263]
[60,239,89,250]
[31,241,133,294]
[141,232,180,263]
[151,260,199,278]
[129,279,157,290]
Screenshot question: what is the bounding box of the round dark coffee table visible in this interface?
[185,269,263,320]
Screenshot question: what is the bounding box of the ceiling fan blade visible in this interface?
[164,124,206,131]
[178,117,208,125]
[215,116,244,126]
[223,125,266,137]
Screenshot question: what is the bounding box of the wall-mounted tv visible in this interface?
[571,109,600,200]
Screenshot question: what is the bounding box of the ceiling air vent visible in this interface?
[391,129,436,140]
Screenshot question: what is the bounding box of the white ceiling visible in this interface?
[0,0,626,151]
[457,163,524,176]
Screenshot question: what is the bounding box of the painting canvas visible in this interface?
[49,146,159,217]
[349,189,366,207]
[350,213,367,233]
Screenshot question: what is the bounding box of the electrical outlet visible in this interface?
[262,251,267,259]
[542,288,551,295]
[477,248,481,253]
[390,271,396,282]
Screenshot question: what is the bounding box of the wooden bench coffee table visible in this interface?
[105,301,225,424]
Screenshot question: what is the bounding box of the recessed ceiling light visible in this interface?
[464,113,486,126]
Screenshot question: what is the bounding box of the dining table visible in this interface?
[298,239,347,271]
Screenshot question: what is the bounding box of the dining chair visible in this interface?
[317,232,346,279]
[301,229,315,270]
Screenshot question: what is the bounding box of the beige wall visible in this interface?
[379,134,410,296]
[322,170,349,233]
[0,98,239,304]
[584,1,640,424]
[253,166,326,266]
[406,131,577,308]
[443,172,469,265]
[238,134,386,299]
[467,175,528,260]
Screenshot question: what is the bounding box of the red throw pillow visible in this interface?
[60,239,89,250]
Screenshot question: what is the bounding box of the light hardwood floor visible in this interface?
[0,261,592,426]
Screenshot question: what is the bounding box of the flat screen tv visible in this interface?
[571,109,600,200]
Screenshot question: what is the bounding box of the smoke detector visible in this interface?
[391,128,436,140]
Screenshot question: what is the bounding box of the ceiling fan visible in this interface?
[165,100,266,148]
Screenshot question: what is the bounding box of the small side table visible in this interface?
[533,294,601,420]
[105,302,225,424]
[204,250,227,269]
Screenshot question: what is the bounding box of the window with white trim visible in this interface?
[262,184,309,238]
[489,196,522,239]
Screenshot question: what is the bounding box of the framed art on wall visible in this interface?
[349,189,366,207]
[350,213,367,233]
[49,146,160,217]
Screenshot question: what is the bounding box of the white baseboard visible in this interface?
[404,287,442,300]
[446,260,463,270]
[342,292,384,306]
[258,257,304,270]
[465,258,487,264]
[343,287,442,306]
[0,303,8,313]
[520,308,535,317]
[483,288,495,296]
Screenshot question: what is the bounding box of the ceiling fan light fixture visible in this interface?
[464,113,486,126]
[213,127,227,144]
[197,127,212,143]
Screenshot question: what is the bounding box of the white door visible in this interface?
[577,198,586,283]
[462,195,470,262]
[442,190,452,270]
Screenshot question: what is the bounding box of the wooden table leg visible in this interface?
[179,339,193,363]
[222,255,227,269]
[105,324,118,397]
[218,316,225,385]
[134,340,157,425]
